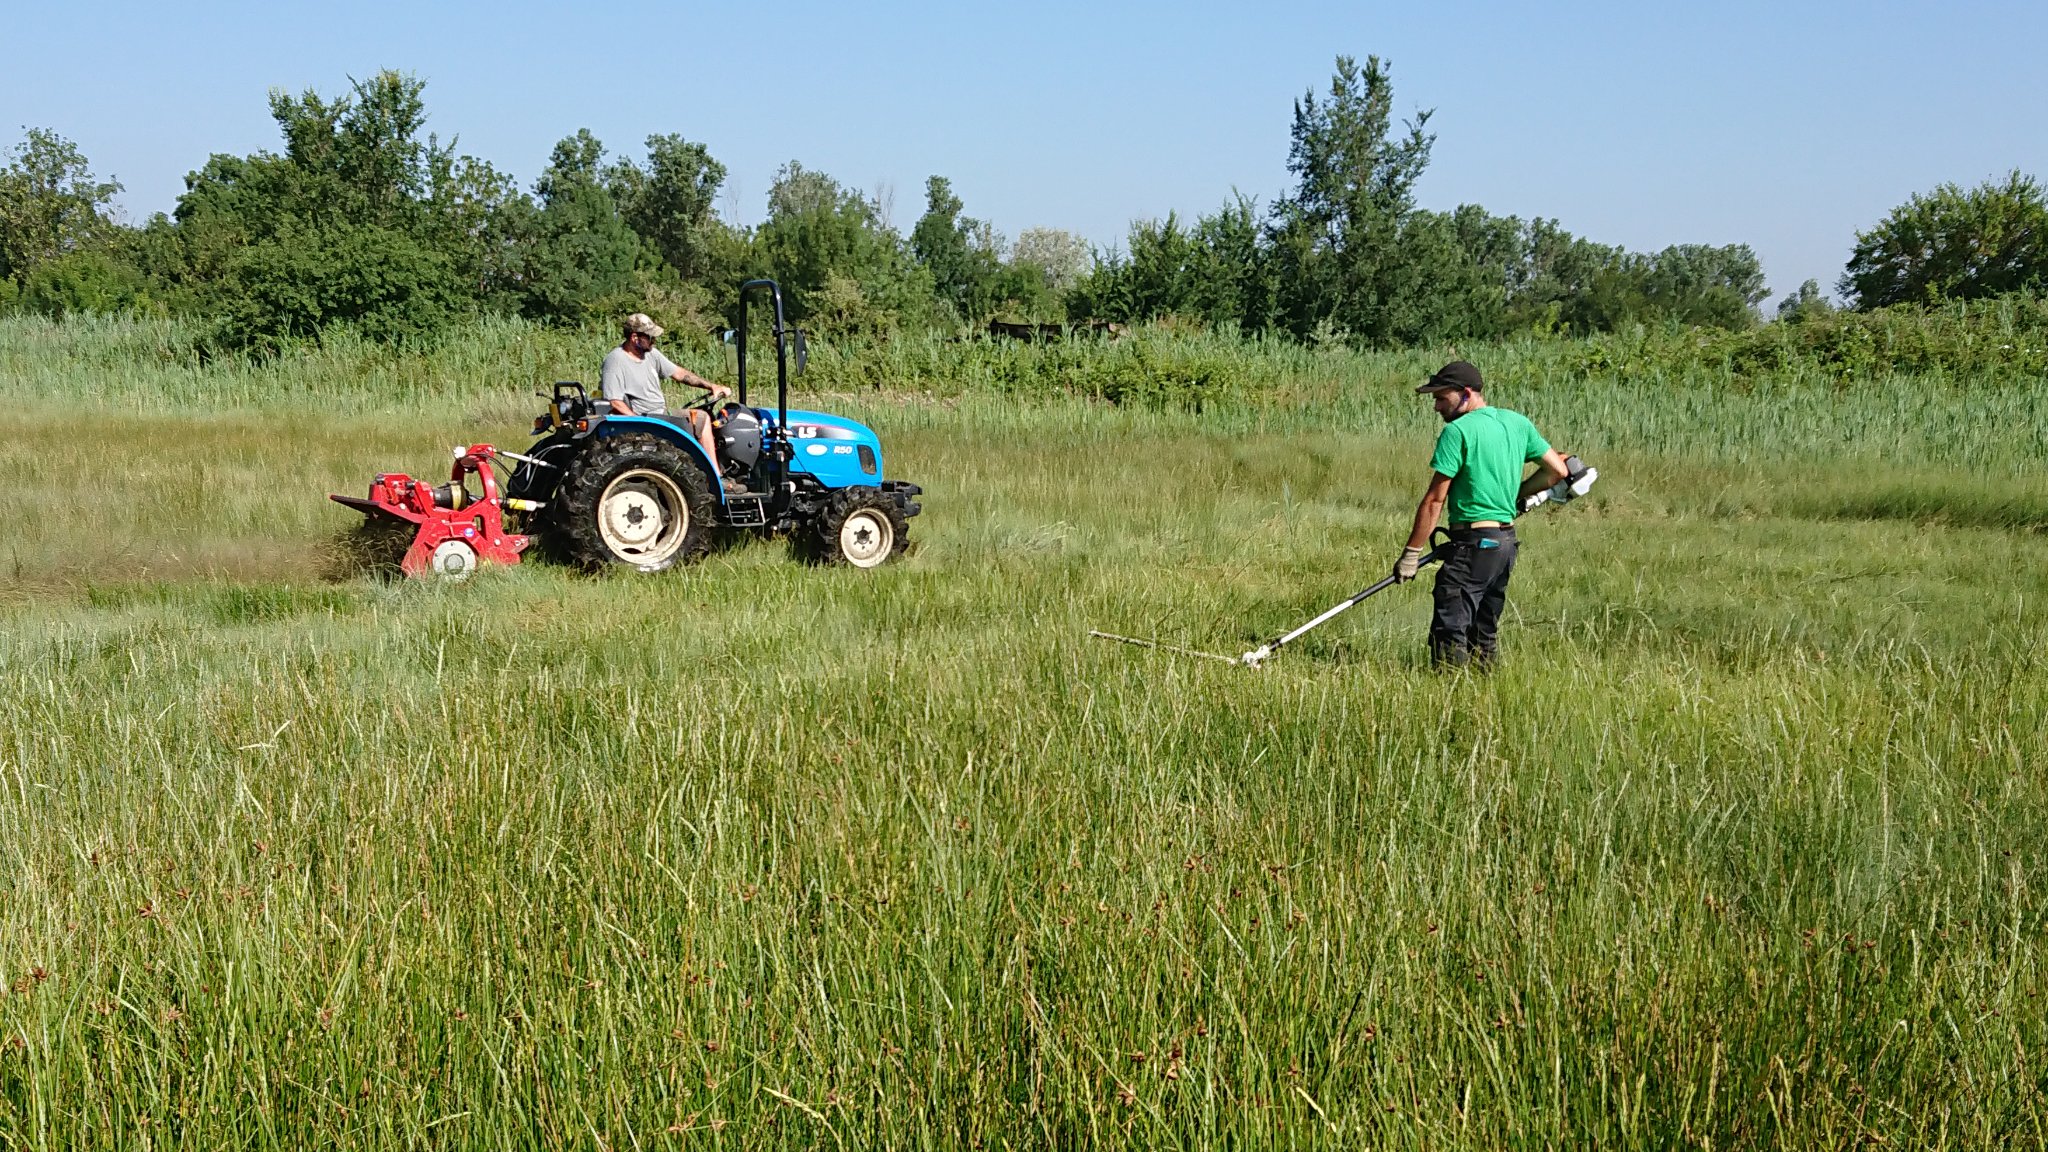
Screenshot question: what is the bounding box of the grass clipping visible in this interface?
[319,513,415,582]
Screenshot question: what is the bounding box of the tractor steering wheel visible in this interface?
[685,386,732,414]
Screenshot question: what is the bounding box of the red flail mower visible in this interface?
[330,444,536,579]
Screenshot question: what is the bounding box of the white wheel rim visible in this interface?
[598,468,688,565]
[838,509,893,568]
[429,539,478,581]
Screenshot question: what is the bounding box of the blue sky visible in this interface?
[5,0,2043,306]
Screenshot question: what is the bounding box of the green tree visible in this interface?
[162,71,492,349]
[910,176,1005,323]
[756,162,930,334]
[1069,200,1272,332]
[1638,243,1767,328]
[0,128,123,284]
[514,130,642,324]
[1776,278,1835,324]
[1012,228,1093,295]
[262,71,443,233]
[1374,207,1510,345]
[1089,213,1195,322]
[1841,171,2048,308]
[217,225,463,348]
[424,151,530,312]
[1498,220,1636,334]
[1267,55,1435,343]
[1187,195,1271,333]
[20,250,153,318]
[606,133,730,283]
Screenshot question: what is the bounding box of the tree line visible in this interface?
[1,59,2042,353]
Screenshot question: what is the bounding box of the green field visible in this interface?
[2,317,2045,1148]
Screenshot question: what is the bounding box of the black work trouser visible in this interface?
[1429,526,1518,667]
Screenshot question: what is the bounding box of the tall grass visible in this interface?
[0,317,2044,1147]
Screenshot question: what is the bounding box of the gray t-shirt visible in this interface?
[600,346,679,415]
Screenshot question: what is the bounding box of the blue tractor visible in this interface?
[507,280,922,571]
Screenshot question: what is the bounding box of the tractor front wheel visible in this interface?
[799,486,909,568]
[556,434,714,572]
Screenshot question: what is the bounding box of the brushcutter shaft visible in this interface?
[1240,548,1443,667]
[1274,575,1399,645]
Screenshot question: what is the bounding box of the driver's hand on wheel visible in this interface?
[1393,546,1424,583]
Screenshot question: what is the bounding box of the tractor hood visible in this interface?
[763,408,886,485]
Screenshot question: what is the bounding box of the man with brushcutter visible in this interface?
[1393,361,1573,669]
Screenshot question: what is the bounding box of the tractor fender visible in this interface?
[590,415,728,500]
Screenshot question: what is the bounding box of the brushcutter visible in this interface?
[1088,531,1455,667]
[1091,455,1597,669]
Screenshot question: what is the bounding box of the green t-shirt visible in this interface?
[1428,406,1551,524]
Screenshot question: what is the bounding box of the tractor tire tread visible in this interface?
[552,433,715,572]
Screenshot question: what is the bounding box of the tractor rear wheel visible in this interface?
[798,486,909,568]
[556,434,714,572]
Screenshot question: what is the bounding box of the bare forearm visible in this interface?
[672,367,724,394]
[1518,450,1570,502]
[1405,492,1444,550]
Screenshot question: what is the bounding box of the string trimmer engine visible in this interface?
[330,444,537,579]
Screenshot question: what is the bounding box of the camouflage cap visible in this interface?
[623,312,666,339]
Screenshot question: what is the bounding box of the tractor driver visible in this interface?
[1392,360,1572,669]
[601,313,732,472]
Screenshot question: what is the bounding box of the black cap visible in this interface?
[1417,361,1483,394]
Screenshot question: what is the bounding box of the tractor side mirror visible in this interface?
[791,328,808,375]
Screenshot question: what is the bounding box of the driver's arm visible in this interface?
[669,365,729,399]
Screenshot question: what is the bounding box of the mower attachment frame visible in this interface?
[330,444,531,579]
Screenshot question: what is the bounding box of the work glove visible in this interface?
[1521,462,1600,514]
[1393,546,1424,583]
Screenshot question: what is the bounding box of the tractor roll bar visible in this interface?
[734,279,791,433]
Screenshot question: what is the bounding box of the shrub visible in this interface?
[20,250,154,319]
